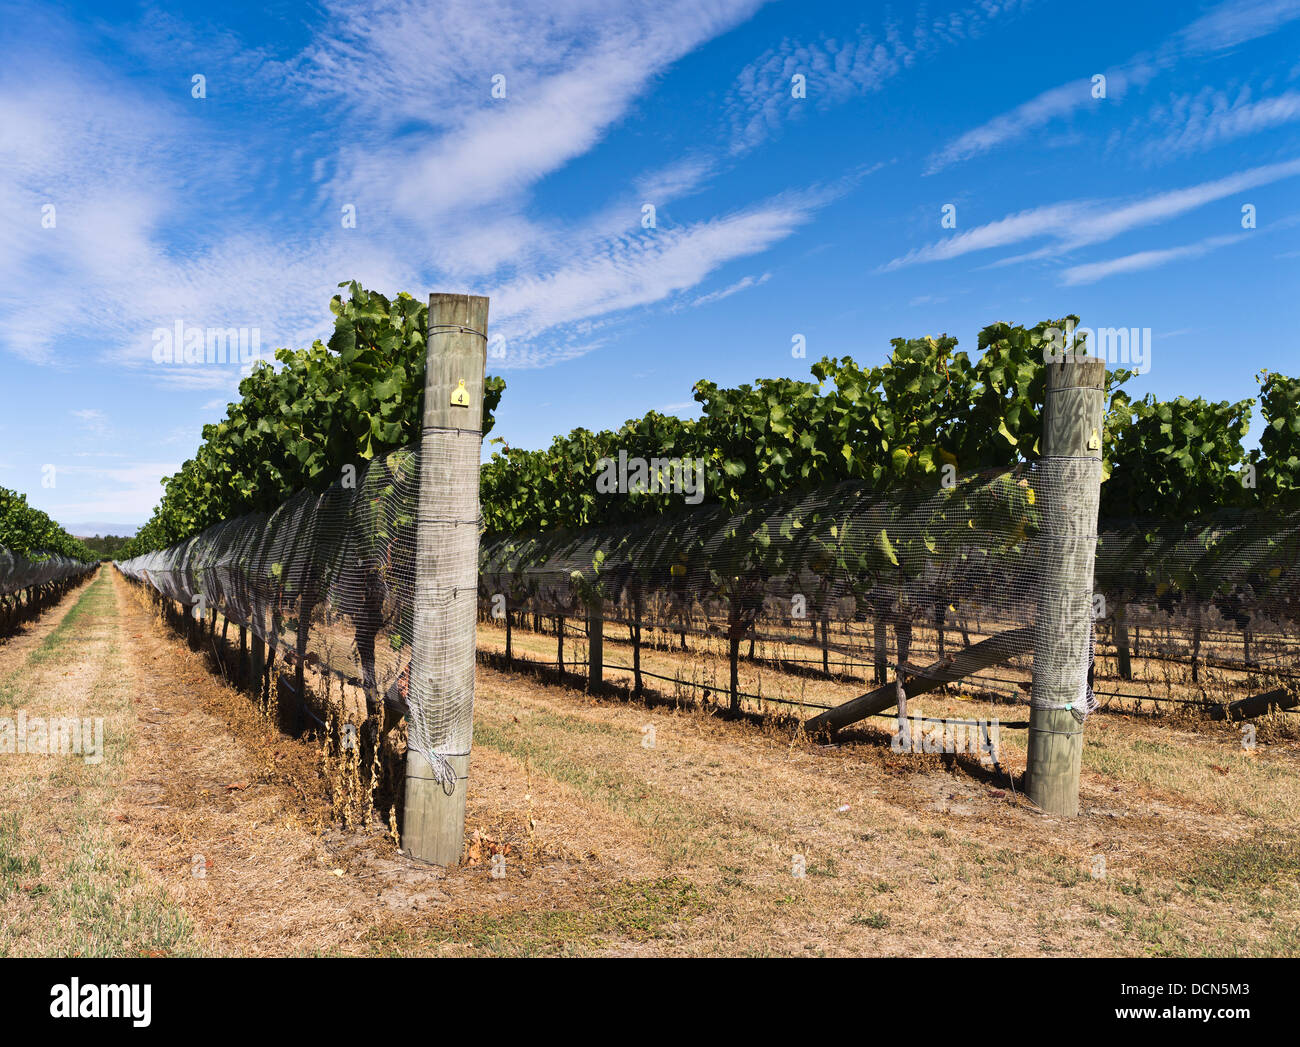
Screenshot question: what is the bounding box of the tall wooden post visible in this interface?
[403,293,488,866]
[1026,355,1105,816]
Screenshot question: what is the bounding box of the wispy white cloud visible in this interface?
[1133,87,1300,159]
[881,203,1088,270]
[907,293,949,307]
[688,271,771,308]
[1172,0,1300,54]
[70,409,111,437]
[40,461,182,521]
[493,192,826,365]
[3,0,785,382]
[925,66,1158,174]
[726,1,1036,154]
[925,0,1300,172]
[309,0,765,254]
[883,157,1300,270]
[0,43,419,373]
[1060,233,1246,285]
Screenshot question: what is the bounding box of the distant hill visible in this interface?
[64,521,141,538]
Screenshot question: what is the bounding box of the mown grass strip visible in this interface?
[0,569,201,957]
[366,876,707,956]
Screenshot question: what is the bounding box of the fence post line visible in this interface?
[403,292,488,866]
[1026,354,1106,816]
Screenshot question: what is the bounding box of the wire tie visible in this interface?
[428,324,488,340]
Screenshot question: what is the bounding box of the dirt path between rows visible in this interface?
[0,573,96,676]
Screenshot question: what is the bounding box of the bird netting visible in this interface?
[0,547,94,597]
[116,435,1300,755]
[1091,508,1300,682]
[115,438,481,767]
[480,470,1300,721]
[480,459,1103,714]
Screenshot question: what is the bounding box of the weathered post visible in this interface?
[587,605,603,693]
[403,293,488,866]
[631,588,644,698]
[1026,355,1106,816]
[1113,601,1133,680]
[873,609,888,684]
[250,631,265,702]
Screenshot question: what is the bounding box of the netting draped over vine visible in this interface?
[1092,508,1300,674]
[480,462,1102,712]
[480,469,1300,713]
[115,439,1300,746]
[115,436,489,764]
[0,547,94,597]
[116,444,433,755]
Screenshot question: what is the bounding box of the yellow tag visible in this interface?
[1087,427,1101,450]
[450,379,470,407]
[671,563,686,578]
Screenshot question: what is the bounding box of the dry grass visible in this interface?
[460,665,1300,955]
[3,572,1299,956]
[0,568,196,957]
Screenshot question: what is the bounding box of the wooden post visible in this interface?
[805,627,1031,736]
[1113,601,1133,680]
[1191,601,1203,683]
[1026,355,1105,816]
[894,617,911,735]
[587,604,603,694]
[290,648,306,734]
[403,292,488,866]
[873,609,888,684]
[264,642,278,708]
[250,632,265,702]
[632,592,644,698]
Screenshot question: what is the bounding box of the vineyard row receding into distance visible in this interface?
[1,486,98,633]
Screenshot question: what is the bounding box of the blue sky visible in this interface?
[1,0,1298,533]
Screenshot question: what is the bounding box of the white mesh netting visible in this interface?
[115,435,481,766]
